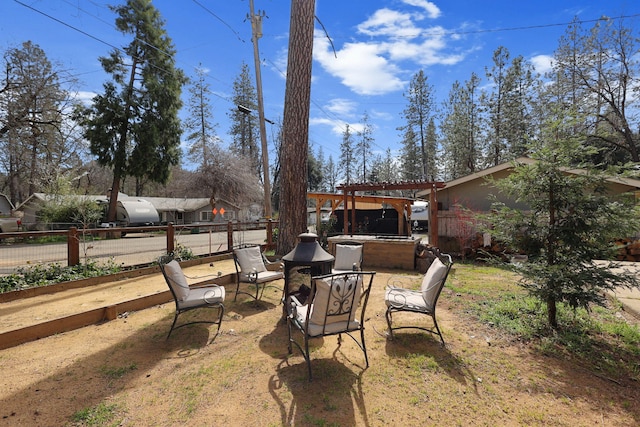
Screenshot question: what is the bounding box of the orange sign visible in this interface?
[212,208,218,215]
[219,208,225,215]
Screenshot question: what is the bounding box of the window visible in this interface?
[201,211,212,222]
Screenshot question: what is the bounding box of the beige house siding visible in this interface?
[435,167,530,212]
[417,158,640,252]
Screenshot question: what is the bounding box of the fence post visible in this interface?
[68,227,80,266]
[227,221,234,251]
[266,220,274,251]
[167,223,174,254]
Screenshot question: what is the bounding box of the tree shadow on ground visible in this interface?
[0,309,217,425]
[262,315,373,426]
[269,358,369,427]
[385,331,477,391]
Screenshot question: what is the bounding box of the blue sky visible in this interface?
[2,0,639,169]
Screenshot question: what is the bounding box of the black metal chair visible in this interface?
[286,271,376,380]
[385,252,453,345]
[158,254,225,340]
[233,244,284,301]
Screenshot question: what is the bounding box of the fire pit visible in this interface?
[281,232,334,317]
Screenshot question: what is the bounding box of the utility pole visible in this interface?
[249,0,272,219]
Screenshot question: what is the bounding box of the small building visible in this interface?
[17,193,105,229]
[16,193,244,229]
[306,206,332,226]
[417,157,640,252]
[0,194,15,216]
[138,197,241,224]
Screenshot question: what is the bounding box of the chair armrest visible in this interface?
[191,281,221,289]
[265,260,284,272]
[290,294,303,307]
[386,274,420,291]
[287,294,304,319]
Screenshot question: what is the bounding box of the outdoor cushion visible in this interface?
[309,274,362,325]
[164,260,190,301]
[333,244,362,271]
[295,303,361,337]
[179,285,225,309]
[385,287,429,312]
[420,257,449,310]
[239,269,283,283]
[235,246,267,273]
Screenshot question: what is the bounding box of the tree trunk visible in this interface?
[107,178,120,224]
[276,0,315,255]
[547,295,558,329]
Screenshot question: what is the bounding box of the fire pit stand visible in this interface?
[281,232,334,319]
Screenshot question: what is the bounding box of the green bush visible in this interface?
[173,243,194,260]
[0,259,122,293]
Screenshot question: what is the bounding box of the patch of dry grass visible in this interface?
[1,264,639,426]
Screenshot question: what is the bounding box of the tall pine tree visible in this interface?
[76,0,185,221]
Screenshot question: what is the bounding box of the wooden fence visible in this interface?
[0,220,276,269]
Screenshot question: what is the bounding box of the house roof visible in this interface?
[16,193,107,210]
[417,157,640,197]
[0,194,15,214]
[138,197,211,212]
[416,157,535,197]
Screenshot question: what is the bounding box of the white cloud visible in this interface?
[270,47,288,80]
[370,109,393,121]
[314,35,406,96]
[74,91,97,105]
[313,6,468,96]
[309,117,359,137]
[357,8,422,39]
[401,0,442,19]
[325,98,358,116]
[383,28,465,66]
[530,54,553,75]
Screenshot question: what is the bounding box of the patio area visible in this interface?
[1,262,639,426]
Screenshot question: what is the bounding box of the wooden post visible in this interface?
[350,192,356,236]
[227,221,234,251]
[266,219,274,251]
[429,184,439,247]
[67,227,80,266]
[343,191,349,235]
[167,223,174,254]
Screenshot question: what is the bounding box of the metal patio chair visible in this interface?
[233,244,284,301]
[286,271,376,380]
[158,254,225,340]
[385,252,453,345]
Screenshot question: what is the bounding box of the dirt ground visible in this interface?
[1,267,639,426]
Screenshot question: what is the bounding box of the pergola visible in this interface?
[308,181,446,246]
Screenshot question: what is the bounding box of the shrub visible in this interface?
[0,259,122,293]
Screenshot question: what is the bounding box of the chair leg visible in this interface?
[432,314,445,346]
[216,305,225,333]
[286,318,293,354]
[304,335,312,381]
[167,312,180,340]
[385,308,395,339]
[360,328,369,367]
[234,279,240,302]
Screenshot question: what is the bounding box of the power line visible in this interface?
[442,13,640,37]
[13,0,236,105]
[191,0,246,43]
[14,0,121,53]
